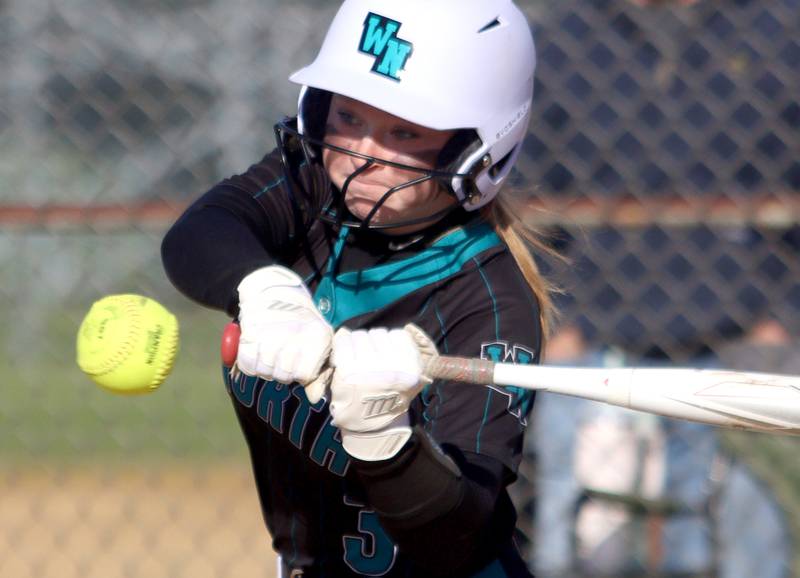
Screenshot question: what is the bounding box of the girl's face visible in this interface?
[322,94,458,233]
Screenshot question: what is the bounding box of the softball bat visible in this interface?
[221,322,800,435]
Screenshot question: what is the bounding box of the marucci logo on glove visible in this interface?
[359,12,413,81]
[361,393,403,419]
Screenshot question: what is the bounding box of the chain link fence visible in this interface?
[2,0,798,576]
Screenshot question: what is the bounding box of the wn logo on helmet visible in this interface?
[359,12,413,81]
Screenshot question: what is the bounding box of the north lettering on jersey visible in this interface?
[225,369,351,476]
[359,12,413,81]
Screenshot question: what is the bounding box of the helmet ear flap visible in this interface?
[436,129,482,175]
[299,88,333,140]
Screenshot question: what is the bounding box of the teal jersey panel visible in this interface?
[314,222,502,328]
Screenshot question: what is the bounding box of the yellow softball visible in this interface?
[76,294,180,394]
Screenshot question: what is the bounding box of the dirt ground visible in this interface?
[0,462,279,578]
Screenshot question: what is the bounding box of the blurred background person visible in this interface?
[528,316,792,578]
[509,0,798,575]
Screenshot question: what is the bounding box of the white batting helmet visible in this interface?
[289,0,536,210]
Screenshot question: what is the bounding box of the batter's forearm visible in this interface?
[353,427,508,575]
[162,204,275,315]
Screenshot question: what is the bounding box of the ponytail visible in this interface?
[483,197,560,352]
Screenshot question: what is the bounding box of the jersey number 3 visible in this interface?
[343,498,397,576]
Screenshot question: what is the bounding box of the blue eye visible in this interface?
[392,128,419,140]
[337,111,361,126]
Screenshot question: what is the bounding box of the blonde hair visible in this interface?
[482,196,560,351]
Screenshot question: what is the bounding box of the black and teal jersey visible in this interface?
[162,146,541,577]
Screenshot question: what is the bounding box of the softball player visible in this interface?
[162,1,552,575]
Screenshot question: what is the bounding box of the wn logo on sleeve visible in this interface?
[359,12,413,81]
[481,341,537,424]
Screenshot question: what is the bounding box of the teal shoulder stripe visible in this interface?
[321,222,501,328]
[253,160,308,199]
[473,256,500,454]
[422,298,450,431]
[253,176,285,198]
[473,257,500,340]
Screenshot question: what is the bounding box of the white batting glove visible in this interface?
[329,324,438,461]
[236,265,333,403]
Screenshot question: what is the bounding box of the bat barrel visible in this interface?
[492,363,800,435]
[625,368,800,434]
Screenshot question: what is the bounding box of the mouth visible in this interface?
[351,178,394,189]
[345,196,398,219]
[344,181,395,199]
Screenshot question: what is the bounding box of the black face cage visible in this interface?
[273,117,486,231]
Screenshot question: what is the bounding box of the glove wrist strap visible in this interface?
[341,425,412,461]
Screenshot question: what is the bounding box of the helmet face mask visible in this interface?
[286,0,536,229]
[275,118,475,230]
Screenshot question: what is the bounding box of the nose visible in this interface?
[352,133,391,161]
[347,135,394,185]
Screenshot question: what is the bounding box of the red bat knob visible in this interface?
[221,321,241,367]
